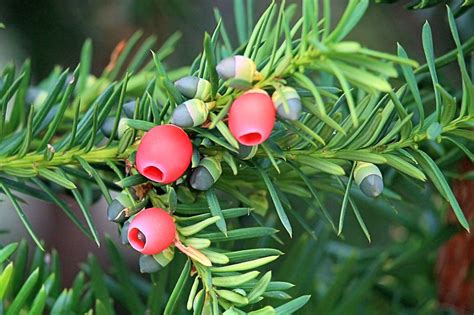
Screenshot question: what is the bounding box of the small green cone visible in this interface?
[175,76,212,101]
[216,55,258,89]
[123,100,136,118]
[272,87,302,121]
[139,255,162,273]
[354,162,384,198]
[172,99,209,128]
[189,157,222,191]
[107,192,134,223]
[100,117,130,139]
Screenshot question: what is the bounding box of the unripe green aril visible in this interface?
[107,191,134,223]
[139,255,162,273]
[216,55,258,90]
[236,145,258,160]
[354,162,384,198]
[171,99,209,128]
[123,100,136,118]
[175,76,212,101]
[272,87,302,121]
[189,157,222,191]
[100,117,130,139]
[121,220,130,245]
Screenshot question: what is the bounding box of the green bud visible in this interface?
[272,87,302,121]
[216,55,259,90]
[121,220,130,245]
[354,162,384,198]
[100,117,130,139]
[107,191,134,223]
[123,100,136,118]
[139,255,162,273]
[189,157,222,191]
[175,76,212,101]
[172,99,209,128]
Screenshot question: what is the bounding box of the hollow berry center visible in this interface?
[238,132,262,145]
[130,228,146,250]
[143,166,164,182]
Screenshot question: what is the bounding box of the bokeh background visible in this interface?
[0,0,472,311]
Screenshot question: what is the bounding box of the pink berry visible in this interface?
[228,89,275,145]
[127,208,176,255]
[136,125,193,184]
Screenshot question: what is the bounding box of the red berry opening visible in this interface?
[142,166,164,182]
[228,90,276,146]
[127,207,176,255]
[238,132,262,146]
[129,227,146,250]
[136,125,193,184]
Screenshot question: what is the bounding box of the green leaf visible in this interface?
[0,183,44,251]
[422,22,441,120]
[211,256,279,273]
[67,179,101,246]
[333,151,386,164]
[297,156,345,176]
[443,137,473,162]
[203,33,219,98]
[225,248,283,263]
[326,0,368,43]
[37,167,76,189]
[206,188,227,235]
[0,262,13,299]
[75,156,112,204]
[88,255,114,314]
[338,164,355,235]
[164,260,191,315]
[234,0,247,44]
[77,39,92,94]
[247,271,272,303]
[105,237,145,314]
[383,154,426,181]
[179,216,221,236]
[274,295,311,314]
[415,150,470,231]
[6,268,40,315]
[105,31,142,80]
[257,166,292,237]
[198,227,278,242]
[0,242,17,263]
[446,6,473,117]
[212,271,260,288]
